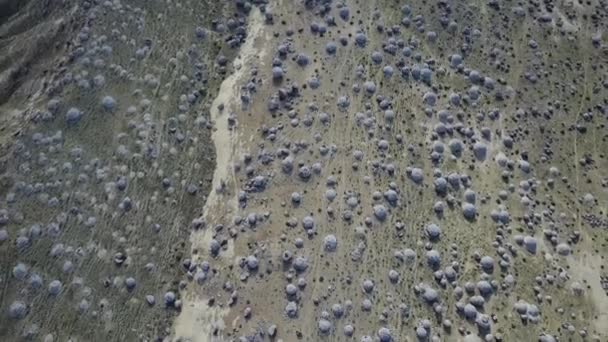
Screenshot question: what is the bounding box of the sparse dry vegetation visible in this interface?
[0,0,607,341]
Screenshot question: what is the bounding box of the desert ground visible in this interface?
[0,0,607,341]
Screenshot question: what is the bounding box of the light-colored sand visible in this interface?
[172,293,229,342]
[172,8,268,342]
[568,252,608,336]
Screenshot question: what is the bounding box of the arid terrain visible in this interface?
[0,0,607,341]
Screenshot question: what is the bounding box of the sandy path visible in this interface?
[172,8,268,342]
